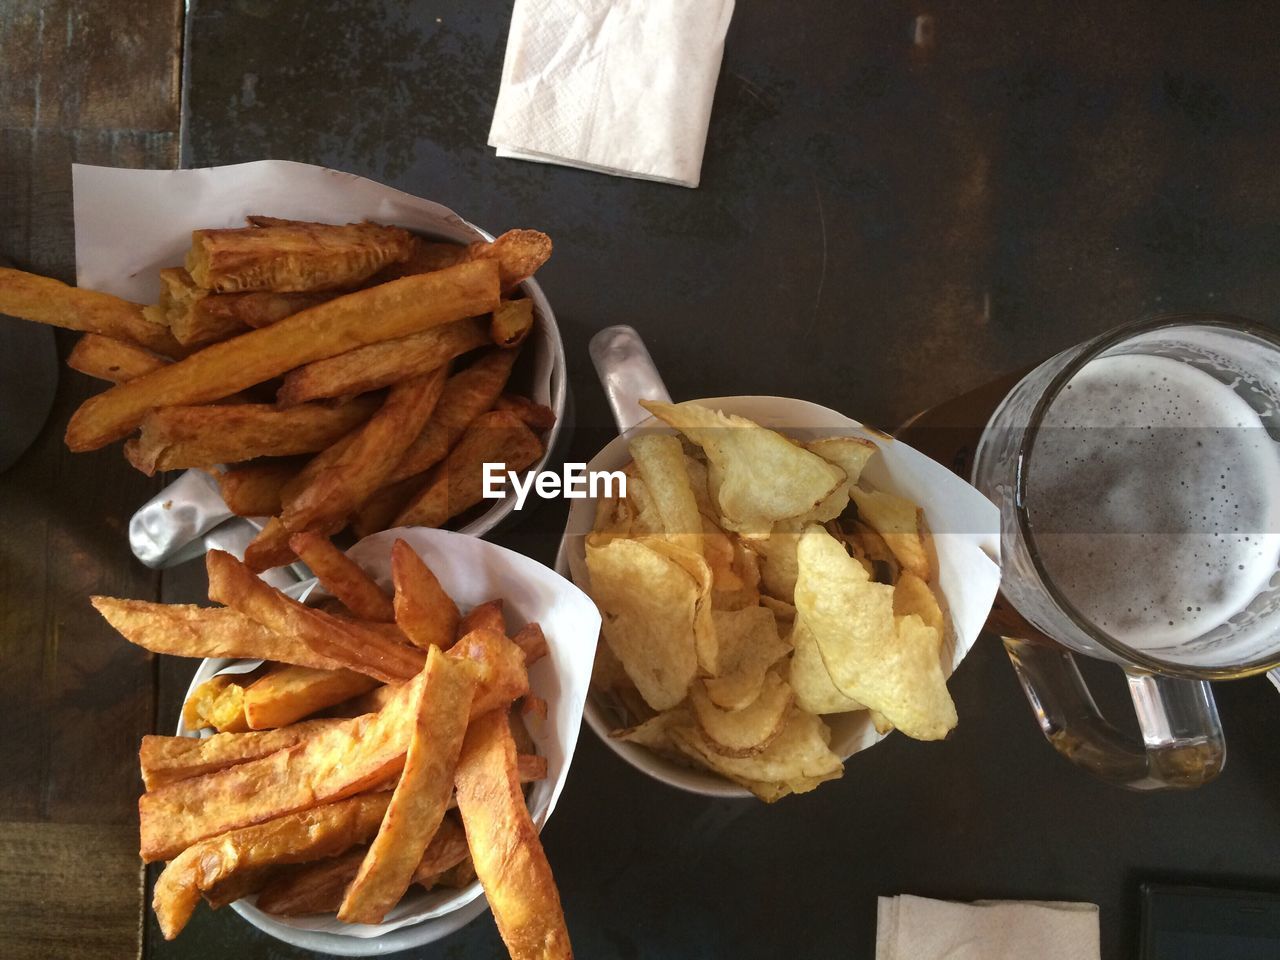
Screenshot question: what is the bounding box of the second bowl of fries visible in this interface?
[96,528,599,955]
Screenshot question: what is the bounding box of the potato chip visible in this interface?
[585,537,701,710]
[682,454,717,520]
[848,486,930,580]
[894,571,945,635]
[701,606,789,711]
[610,707,690,759]
[621,474,665,537]
[636,536,718,676]
[669,708,842,802]
[691,671,794,758]
[640,400,845,534]
[628,433,703,554]
[788,616,866,715]
[795,527,955,740]
[806,436,878,484]
[751,521,802,605]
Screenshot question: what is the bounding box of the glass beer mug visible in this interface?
[972,316,1280,789]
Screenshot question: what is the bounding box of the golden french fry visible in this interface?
[492,393,557,433]
[206,550,424,683]
[67,333,170,384]
[458,599,505,640]
[394,410,543,528]
[289,532,395,622]
[454,709,572,960]
[391,538,461,649]
[0,267,184,357]
[180,676,240,732]
[490,298,534,348]
[217,461,299,517]
[243,517,297,573]
[276,316,489,407]
[186,219,415,293]
[384,349,520,485]
[256,847,370,917]
[244,664,380,729]
[65,259,500,451]
[91,597,346,671]
[156,268,247,347]
[373,238,468,282]
[282,368,449,537]
[126,397,379,475]
[338,647,479,924]
[153,792,393,939]
[467,229,553,293]
[140,718,342,789]
[510,622,549,665]
[140,628,528,862]
[409,814,470,886]
[350,475,425,539]
[200,289,335,329]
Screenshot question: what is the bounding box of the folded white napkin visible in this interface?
[488,0,736,188]
[877,895,1101,960]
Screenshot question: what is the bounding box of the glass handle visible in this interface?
[588,325,672,435]
[1002,636,1226,790]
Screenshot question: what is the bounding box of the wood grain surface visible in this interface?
[0,2,181,958]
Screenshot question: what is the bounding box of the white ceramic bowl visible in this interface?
[177,528,600,955]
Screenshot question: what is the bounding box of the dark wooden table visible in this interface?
[4,2,1280,958]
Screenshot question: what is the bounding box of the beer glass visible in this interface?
[972,316,1280,789]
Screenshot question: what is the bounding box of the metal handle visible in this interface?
[1003,636,1226,790]
[129,469,234,568]
[588,325,672,434]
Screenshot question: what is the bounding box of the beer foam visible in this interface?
[1026,354,1280,650]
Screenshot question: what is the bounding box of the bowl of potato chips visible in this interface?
[558,330,1002,800]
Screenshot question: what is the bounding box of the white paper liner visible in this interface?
[557,396,1002,797]
[177,528,600,948]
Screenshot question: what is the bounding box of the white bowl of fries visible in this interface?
[559,396,1002,801]
[95,528,598,956]
[0,160,568,574]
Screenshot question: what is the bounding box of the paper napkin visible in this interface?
[877,895,1101,960]
[488,0,736,187]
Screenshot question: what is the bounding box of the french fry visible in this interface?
[243,517,297,572]
[206,550,425,683]
[186,219,415,293]
[373,237,468,282]
[490,298,535,348]
[201,866,274,910]
[493,393,558,433]
[90,597,347,672]
[180,677,242,732]
[289,532,395,622]
[67,334,170,384]
[139,628,528,862]
[394,410,543,528]
[510,623,549,665]
[458,599,505,639]
[140,718,342,789]
[189,680,250,733]
[126,397,379,475]
[0,267,184,357]
[65,259,501,451]
[409,814,470,886]
[244,665,380,729]
[276,316,489,407]
[391,539,460,650]
[153,792,393,939]
[338,647,479,924]
[217,461,298,517]
[281,368,449,538]
[468,229,553,293]
[455,709,572,960]
[383,349,519,485]
[351,475,426,539]
[156,268,248,347]
[198,289,335,330]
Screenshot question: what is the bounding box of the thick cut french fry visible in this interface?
[186,219,414,293]
[373,238,468,282]
[339,647,478,924]
[243,517,297,572]
[91,597,346,671]
[244,664,380,729]
[383,349,519,485]
[140,718,342,789]
[65,260,500,451]
[493,393,558,433]
[0,267,184,356]
[188,680,250,733]
[510,622,549,665]
[351,475,426,539]
[155,268,247,347]
[281,368,448,537]
[139,628,528,862]
[468,229,552,293]
[206,550,424,683]
[277,316,489,407]
[289,532,395,622]
[217,461,299,517]
[394,410,543,529]
[458,599,505,640]
[126,397,379,475]
[455,709,572,960]
[153,792,392,939]
[200,289,335,329]
[391,539,460,649]
[490,298,535,348]
[67,334,170,384]
[410,814,471,886]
